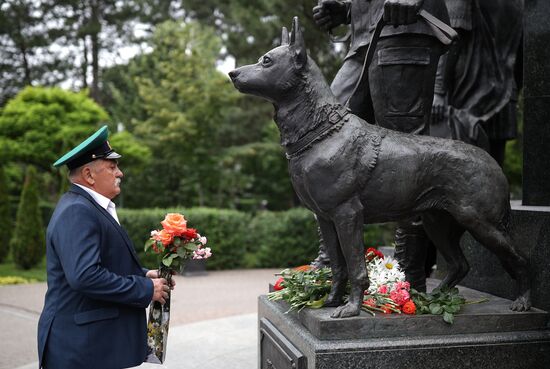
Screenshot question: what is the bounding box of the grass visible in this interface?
[0,257,47,283]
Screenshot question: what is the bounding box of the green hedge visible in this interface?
[248,208,319,268]
[118,207,394,271]
[119,207,252,270]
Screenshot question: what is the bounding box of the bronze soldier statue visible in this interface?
[312,0,451,291]
[431,0,523,166]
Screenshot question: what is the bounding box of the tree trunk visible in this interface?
[81,36,89,89]
[89,0,101,103]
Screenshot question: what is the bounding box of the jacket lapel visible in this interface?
[68,185,143,268]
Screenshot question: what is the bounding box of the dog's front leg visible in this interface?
[317,216,348,307]
[330,198,368,318]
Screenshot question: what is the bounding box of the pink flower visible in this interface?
[390,289,410,306]
[377,285,389,294]
[199,236,207,245]
[192,247,212,260]
[393,281,410,292]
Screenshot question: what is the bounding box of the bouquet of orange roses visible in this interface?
[144,213,211,363]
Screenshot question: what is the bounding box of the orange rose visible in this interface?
[402,300,416,315]
[161,213,187,236]
[157,229,173,246]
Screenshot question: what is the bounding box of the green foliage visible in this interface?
[219,142,295,211]
[119,207,252,270]
[249,208,320,268]
[411,287,467,324]
[0,86,108,171]
[0,257,47,282]
[181,0,344,79]
[104,21,252,208]
[267,267,332,312]
[11,166,46,270]
[0,166,11,262]
[0,0,70,105]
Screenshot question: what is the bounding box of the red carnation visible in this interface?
[274,277,285,291]
[366,247,384,261]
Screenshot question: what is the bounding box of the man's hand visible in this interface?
[151,277,170,305]
[383,0,424,26]
[313,0,349,31]
[146,269,176,290]
[431,93,447,123]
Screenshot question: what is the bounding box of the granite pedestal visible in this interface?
[258,281,550,369]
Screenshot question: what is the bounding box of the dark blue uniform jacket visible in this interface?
[37,184,153,369]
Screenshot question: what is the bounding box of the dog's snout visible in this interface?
[228,69,240,80]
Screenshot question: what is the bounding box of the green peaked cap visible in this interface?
[53,125,121,169]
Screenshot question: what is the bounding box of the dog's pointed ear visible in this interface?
[281,27,289,45]
[289,16,307,69]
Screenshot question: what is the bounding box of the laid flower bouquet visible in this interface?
[268,247,481,324]
[144,213,211,363]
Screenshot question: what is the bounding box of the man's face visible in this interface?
[90,159,124,199]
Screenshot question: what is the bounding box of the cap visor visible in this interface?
[105,151,122,160]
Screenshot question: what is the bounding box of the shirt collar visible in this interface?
[73,183,113,210]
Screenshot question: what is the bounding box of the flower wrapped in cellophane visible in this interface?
[144,213,211,363]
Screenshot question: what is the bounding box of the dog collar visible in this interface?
[285,105,350,159]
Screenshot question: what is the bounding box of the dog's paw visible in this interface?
[330,303,360,318]
[510,296,531,312]
[323,295,343,307]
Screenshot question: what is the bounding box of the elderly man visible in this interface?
[312,0,451,291]
[38,126,171,369]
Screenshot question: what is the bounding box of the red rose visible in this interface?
[274,277,285,291]
[183,228,198,240]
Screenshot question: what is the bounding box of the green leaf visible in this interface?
[183,243,198,252]
[176,247,188,258]
[443,304,460,314]
[443,311,454,324]
[173,237,181,246]
[162,253,179,267]
[429,303,443,315]
[144,238,154,252]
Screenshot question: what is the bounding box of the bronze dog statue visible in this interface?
[229,17,531,318]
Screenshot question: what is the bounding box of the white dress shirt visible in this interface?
[74,183,120,224]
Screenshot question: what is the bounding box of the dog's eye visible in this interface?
[262,55,272,66]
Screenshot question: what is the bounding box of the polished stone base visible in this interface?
[258,282,550,369]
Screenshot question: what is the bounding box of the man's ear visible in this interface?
[82,166,95,185]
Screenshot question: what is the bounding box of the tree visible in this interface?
[180,0,344,79]
[11,165,45,269]
[104,21,245,208]
[0,86,108,198]
[0,166,11,263]
[0,86,109,169]
[0,0,69,105]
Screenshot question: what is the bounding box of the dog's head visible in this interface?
[228,17,308,104]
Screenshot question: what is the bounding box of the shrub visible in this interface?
[118,207,252,270]
[0,166,11,262]
[11,166,45,269]
[118,206,395,271]
[249,208,320,268]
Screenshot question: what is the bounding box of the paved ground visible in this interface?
[0,269,280,369]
